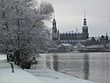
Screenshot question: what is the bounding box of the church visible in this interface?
[52,13,89,45]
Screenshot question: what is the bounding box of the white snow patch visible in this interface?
[26,69,97,83]
[0,54,6,60]
[0,60,43,83]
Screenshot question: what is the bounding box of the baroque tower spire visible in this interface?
[52,15,57,33]
[82,11,89,39]
[83,10,87,25]
[52,15,59,41]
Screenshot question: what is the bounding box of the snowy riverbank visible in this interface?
[26,68,97,83]
[0,60,43,83]
[0,59,97,83]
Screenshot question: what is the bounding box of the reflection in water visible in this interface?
[53,52,110,83]
[53,55,58,71]
[83,54,89,80]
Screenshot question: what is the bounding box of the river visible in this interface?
[54,52,110,83]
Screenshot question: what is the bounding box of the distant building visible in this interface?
[52,18,60,41]
[84,34,109,46]
[52,13,89,45]
[52,13,110,46]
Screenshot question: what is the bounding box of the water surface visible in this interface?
[55,52,110,83]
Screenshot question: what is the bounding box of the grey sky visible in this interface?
[44,0,110,37]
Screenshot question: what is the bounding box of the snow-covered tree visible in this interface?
[0,0,54,67]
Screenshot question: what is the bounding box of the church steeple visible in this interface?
[52,15,59,41]
[83,11,87,25]
[82,11,89,39]
[52,16,57,33]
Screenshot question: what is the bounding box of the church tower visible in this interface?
[82,11,89,39]
[52,18,57,34]
[52,17,59,41]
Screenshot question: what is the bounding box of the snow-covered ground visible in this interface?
[0,55,97,83]
[0,60,43,83]
[0,54,6,60]
[26,68,97,83]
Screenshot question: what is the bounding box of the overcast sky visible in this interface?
[44,0,110,37]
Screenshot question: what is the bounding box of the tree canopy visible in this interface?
[0,0,54,67]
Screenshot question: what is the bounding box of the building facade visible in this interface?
[52,14,89,45]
